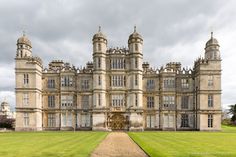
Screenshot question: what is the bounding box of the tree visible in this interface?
[0,115,15,128]
[228,104,236,124]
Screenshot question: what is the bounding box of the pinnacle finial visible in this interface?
[23,30,26,36]
[98,26,101,32]
[134,25,136,32]
[210,26,214,39]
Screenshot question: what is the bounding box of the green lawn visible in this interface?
[0,131,108,157]
[1,127,236,157]
[129,126,236,157]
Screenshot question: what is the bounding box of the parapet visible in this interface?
[194,57,209,67]
[43,60,76,73]
[106,47,129,54]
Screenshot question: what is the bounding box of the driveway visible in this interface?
[90,132,148,157]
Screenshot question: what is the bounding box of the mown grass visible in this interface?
[0,131,108,157]
[128,125,236,157]
[1,126,236,157]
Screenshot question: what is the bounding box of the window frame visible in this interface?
[208,75,214,87]
[81,79,89,90]
[23,93,29,106]
[147,79,155,90]
[163,96,175,108]
[181,96,189,109]
[48,95,55,108]
[81,95,89,109]
[135,75,138,86]
[98,94,101,106]
[23,74,29,85]
[23,113,29,127]
[48,78,55,88]
[98,57,101,68]
[208,114,213,128]
[98,75,101,86]
[61,95,73,107]
[163,78,175,88]
[208,95,214,107]
[181,78,189,89]
[147,96,154,108]
[61,76,73,87]
[48,113,56,127]
[181,114,189,127]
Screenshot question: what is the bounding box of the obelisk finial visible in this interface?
[98,26,101,32]
[210,26,214,38]
[23,30,26,36]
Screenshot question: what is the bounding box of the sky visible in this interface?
[0,0,236,110]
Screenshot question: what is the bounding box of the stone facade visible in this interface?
[15,29,222,131]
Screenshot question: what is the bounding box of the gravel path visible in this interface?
[90,132,148,157]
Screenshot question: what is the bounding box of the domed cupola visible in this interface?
[92,26,107,45]
[206,32,219,47]
[205,32,220,60]
[17,33,32,48]
[128,26,143,44]
[92,26,107,54]
[16,32,32,58]
[128,26,143,54]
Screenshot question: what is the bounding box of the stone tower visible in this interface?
[15,33,43,131]
[92,27,107,130]
[128,27,144,131]
[194,32,222,131]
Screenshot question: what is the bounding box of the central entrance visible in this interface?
[109,113,127,130]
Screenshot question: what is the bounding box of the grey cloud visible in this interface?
[0,64,15,91]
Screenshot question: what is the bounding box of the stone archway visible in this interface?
[109,113,126,130]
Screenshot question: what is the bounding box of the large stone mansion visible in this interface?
[15,27,222,131]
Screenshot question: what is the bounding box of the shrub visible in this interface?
[0,115,15,128]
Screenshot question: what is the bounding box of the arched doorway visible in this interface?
[110,113,126,130]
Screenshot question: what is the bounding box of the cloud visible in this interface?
[0,63,15,91]
[0,0,236,109]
